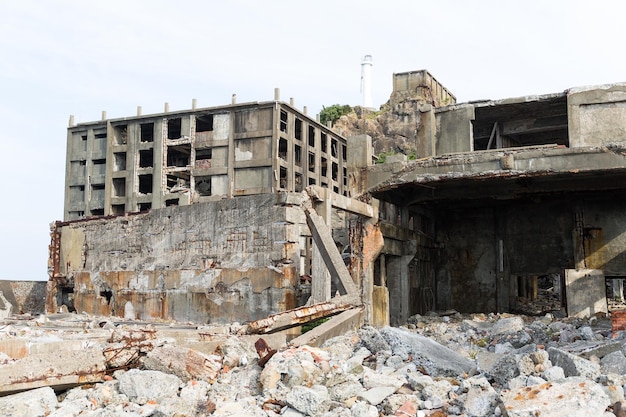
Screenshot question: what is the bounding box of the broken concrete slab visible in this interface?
[0,386,57,416]
[117,369,182,405]
[547,346,601,380]
[0,347,106,395]
[143,345,222,383]
[289,307,363,348]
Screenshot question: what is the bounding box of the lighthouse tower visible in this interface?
[361,55,374,110]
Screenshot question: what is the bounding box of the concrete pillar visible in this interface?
[303,106,308,116]
[274,88,280,101]
[68,115,75,127]
[164,102,170,113]
[232,94,237,104]
[101,111,107,121]
[290,97,294,107]
[387,248,417,325]
[137,106,142,116]
[380,254,386,288]
[311,187,332,303]
[192,98,197,110]
[347,134,373,195]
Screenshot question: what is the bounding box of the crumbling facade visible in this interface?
[50,70,626,329]
[367,80,626,324]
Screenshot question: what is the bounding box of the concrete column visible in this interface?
[101,111,107,121]
[137,106,142,116]
[386,248,416,325]
[68,115,75,127]
[303,106,308,116]
[311,187,332,303]
[347,134,372,195]
[164,102,170,113]
[290,97,294,107]
[232,94,237,104]
[380,254,386,288]
[192,98,197,110]
[274,88,280,101]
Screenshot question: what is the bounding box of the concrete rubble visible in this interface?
[1,311,626,416]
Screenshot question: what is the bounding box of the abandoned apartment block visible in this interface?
[49,72,626,329]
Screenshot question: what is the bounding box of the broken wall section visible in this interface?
[48,193,308,324]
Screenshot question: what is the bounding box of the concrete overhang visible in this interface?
[368,142,626,206]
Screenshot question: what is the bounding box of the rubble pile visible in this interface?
[1,312,626,416]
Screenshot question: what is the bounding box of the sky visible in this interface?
[1,0,625,281]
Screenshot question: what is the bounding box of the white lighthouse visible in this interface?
[361,55,374,110]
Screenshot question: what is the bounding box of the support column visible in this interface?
[311,187,332,303]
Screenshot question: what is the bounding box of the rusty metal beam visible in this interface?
[246,295,358,334]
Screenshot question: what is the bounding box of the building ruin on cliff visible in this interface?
[48,71,626,332]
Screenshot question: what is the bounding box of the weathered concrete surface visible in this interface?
[0,347,106,394]
[289,307,364,348]
[0,281,46,315]
[564,269,608,318]
[49,193,305,323]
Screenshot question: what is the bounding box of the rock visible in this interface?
[501,377,611,417]
[0,386,58,417]
[358,326,391,354]
[602,350,626,375]
[380,327,475,377]
[464,385,498,417]
[117,369,181,405]
[285,385,330,415]
[492,317,525,335]
[362,366,406,390]
[351,400,379,417]
[548,347,601,379]
[143,345,222,383]
[543,366,566,381]
[358,386,397,405]
[489,354,520,387]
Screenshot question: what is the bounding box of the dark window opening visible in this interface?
[308,126,315,147]
[92,184,104,190]
[90,209,104,216]
[112,178,125,197]
[331,139,338,157]
[100,289,113,304]
[308,152,315,173]
[93,159,106,165]
[114,125,127,145]
[166,198,179,206]
[343,167,347,186]
[308,178,316,185]
[295,118,302,140]
[295,173,303,192]
[295,145,302,167]
[139,149,153,168]
[279,166,288,189]
[321,182,328,188]
[78,185,85,191]
[278,138,288,160]
[332,162,338,181]
[166,173,190,192]
[111,204,125,215]
[196,114,214,132]
[60,287,75,312]
[196,176,212,196]
[334,186,339,194]
[280,110,288,133]
[141,123,154,142]
[138,203,151,212]
[342,144,347,161]
[114,152,126,171]
[81,135,87,141]
[138,174,153,194]
[321,157,328,177]
[95,133,107,139]
[196,148,212,160]
[167,145,190,167]
[79,160,86,166]
[167,118,182,139]
[321,133,327,153]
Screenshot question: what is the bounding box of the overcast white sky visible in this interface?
[1,0,625,280]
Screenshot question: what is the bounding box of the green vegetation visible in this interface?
[375,151,417,164]
[319,104,352,126]
[301,317,330,333]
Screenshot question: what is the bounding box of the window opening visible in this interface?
[92,184,104,190]
[114,152,126,171]
[295,173,303,192]
[295,118,302,140]
[331,139,338,157]
[279,166,288,189]
[295,145,302,167]
[321,132,327,153]
[308,178,316,185]
[111,204,125,215]
[114,125,127,145]
[95,133,107,139]
[166,198,179,206]
[196,176,212,196]
[308,152,315,173]
[112,178,126,197]
[138,203,151,212]
[139,149,153,168]
[167,118,182,139]
[90,209,104,216]
[141,123,154,142]
[138,174,153,194]
[167,145,190,167]
[332,162,338,181]
[278,138,288,160]
[280,110,288,133]
[196,114,214,132]
[308,126,315,147]
[342,144,347,161]
[343,167,347,186]
[321,157,328,177]
[93,159,106,165]
[166,173,190,192]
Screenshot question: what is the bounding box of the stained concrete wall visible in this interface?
[581,198,626,276]
[50,193,307,323]
[0,281,47,315]
[435,105,475,155]
[568,84,626,147]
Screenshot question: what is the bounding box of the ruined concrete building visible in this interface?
[48,71,626,333]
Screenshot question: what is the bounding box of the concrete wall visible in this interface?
[435,105,475,155]
[581,198,626,276]
[568,84,626,147]
[49,193,307,323]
